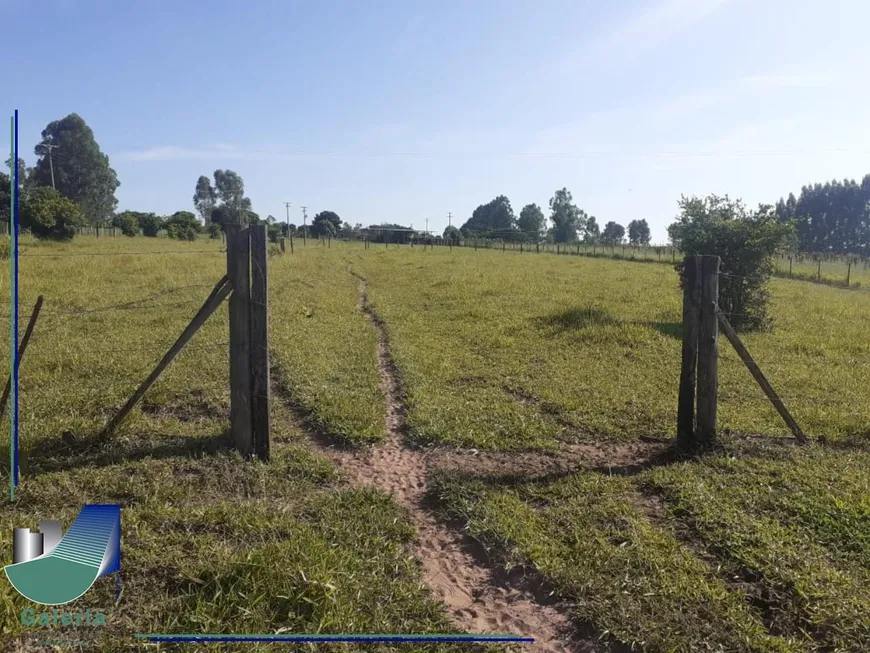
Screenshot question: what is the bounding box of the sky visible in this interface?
[5,0,870,242]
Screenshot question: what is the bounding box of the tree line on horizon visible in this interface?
[2,112,869,256]
[448,190,651,247]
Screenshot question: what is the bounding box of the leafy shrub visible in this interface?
[185,227,197,242]
[165,211,201,239]
[20,187,86,240]
[112,211,139,237]
[138,213,163,237]
[267,223,283,243]
[668,195,794,331]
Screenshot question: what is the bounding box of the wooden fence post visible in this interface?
[789,255,793,277]
[696,255,720,443]
[817,258,821,280]
[846,260,851,287]
[677,256,701,446]
[250,225,270,461]
[280,237,286,253]
[227,226,253,456]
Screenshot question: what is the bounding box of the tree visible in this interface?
[517,203,546,242]
[668,194,794,331]
[165,211,200,239]
[193,175,216,224]
[627,219,651,245]
[138,213,163,237]
[779,178,870,255]
[113,211,139,237]
[584,216,600,243]
[459,196,518,240]
[310,211,342,237]
[20,187,85,240]
[208,169,255,227]
[31,114,119,225]
[601,221,625,245]
[206,222,222,239]
[443,225,461,245]
[549,188,586,243]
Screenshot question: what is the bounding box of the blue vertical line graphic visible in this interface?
[11,110,18,497]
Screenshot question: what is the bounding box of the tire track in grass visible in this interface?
[333,267,597,653]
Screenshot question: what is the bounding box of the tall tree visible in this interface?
[311,210,342,236]
[548,188,586,243]
[517,203,546,241]
[443,225,461,244]
[583,216,600,243]
[601,221,625,245]
[627,219,651,245]
[459,195,518,240]
[193,175,216,224]
[206,169,255,227]
[31,113,119,225]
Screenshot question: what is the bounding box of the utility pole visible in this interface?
[448,212,452,227]
[425,218,429,236]
[284,202,291,235]
[40,142,57,190]
[301,206,308,245]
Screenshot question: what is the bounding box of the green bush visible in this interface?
[20,187,86,240]
[165,211,201,240]
[668,195,794,331]
[267,223,283,243]
[206,222,222,239]
[112,211,139,237]
[138,213,163,237]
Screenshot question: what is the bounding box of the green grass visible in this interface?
[354,245,870,450]
[0,236,454,651]
[3,235,869,651]
[433,439,870,651]
[268,246,385,445]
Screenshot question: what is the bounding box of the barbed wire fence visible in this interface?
[1,230,286,479]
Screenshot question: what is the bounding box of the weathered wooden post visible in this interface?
[846,260,852,287]
[677,256,701,447]
[696,255,720,443]
[227,225,253,456]
[250,225,270,461]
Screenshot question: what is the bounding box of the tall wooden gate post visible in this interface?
[227,226,253,456]
[677,255,720,446]
[696,255,720,443]
[677,256,701,446]
[250,225,270,461]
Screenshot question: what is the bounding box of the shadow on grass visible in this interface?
[17,430,232,476]
[536,306,618,331]
[536,305,683,340]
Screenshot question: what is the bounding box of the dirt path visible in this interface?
[294,270,600,652]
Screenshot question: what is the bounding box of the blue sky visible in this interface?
[6,0,870,241]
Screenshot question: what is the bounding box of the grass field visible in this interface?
[449,239,870,289]
[354,244,870,450]
[0,236,453,651]
[0,235,867,651]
